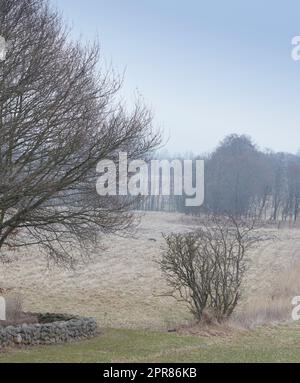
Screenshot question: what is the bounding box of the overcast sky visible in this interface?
[53,0,300,154]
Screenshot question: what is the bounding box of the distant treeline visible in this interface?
[135,134,300,221]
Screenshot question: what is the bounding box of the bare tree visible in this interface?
[284,157,300,222]
[136,135,300,223]
[159,215,262,323]
[0,0,160,265]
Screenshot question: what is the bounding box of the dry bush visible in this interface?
[159,215,264,323]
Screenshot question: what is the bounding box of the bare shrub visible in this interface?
[160,215,263,323]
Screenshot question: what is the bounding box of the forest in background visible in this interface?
[136,134,300,222]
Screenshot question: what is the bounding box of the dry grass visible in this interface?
[0,212,300,330]
[233,259,300,327]
[5,294,23,321]
[0,293,38,326]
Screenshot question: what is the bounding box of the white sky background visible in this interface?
[53,0,300,155]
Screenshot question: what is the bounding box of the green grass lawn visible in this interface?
[1,323,300,363]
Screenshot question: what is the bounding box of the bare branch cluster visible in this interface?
[0,0,160,266]
[160,215,265,322]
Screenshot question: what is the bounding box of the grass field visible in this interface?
[1,323,300,363]
[1,212,300,362]
[1,212,300,330]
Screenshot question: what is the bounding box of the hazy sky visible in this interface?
[53,0,300,154]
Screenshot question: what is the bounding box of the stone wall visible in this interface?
[0,313,97,347]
